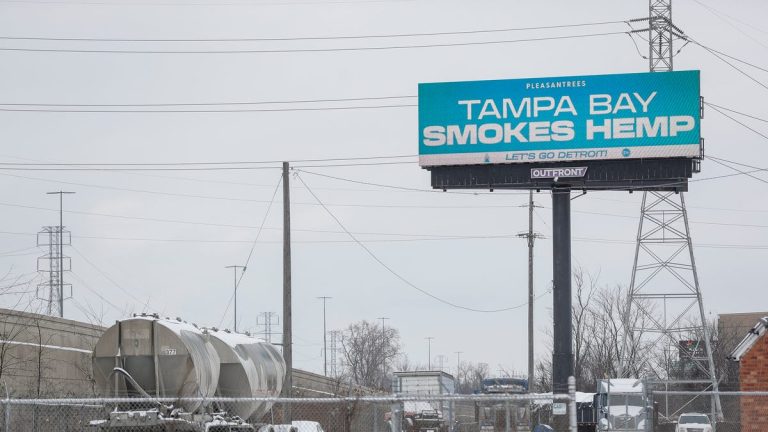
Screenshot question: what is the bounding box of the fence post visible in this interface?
[3,387,9,432]
[4,401,9,432]
[390,402,401,432]
[505,401,510,432]
[568,376,577,432]
[373,403,378,432]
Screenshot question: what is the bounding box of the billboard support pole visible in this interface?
[552,187,573,430]
[551,187,573,392]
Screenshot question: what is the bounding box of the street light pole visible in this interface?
[317,296,332,376]
[426,337,434,370]
[377,317,389,331]
[454,351,463,386]
[225,265,245,332]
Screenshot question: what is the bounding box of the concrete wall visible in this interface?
[0,308,104,397]
[0,308,373,398]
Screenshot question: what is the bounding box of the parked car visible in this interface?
[291,421,325,432]
[676,413,712,432]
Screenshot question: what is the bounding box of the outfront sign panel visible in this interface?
[418,71,701,167]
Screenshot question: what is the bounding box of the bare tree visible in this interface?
[0,270,43,388]
[455,361,489,394]
[536,268,659,392]
[393,353,426,373]
[340,320,400,390]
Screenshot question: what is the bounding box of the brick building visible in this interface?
[718,312,768,386]
[727,316,768,432]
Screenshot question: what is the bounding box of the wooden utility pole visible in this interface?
[282,162,293,421]
[517,191,541,390]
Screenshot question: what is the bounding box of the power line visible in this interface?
[300,165,768,195]
[0,0,414,5]
[689,0,768,51]
[708,156,768,181]
[707,103,768,141]
[296,172,548,313]
[687,0,768,37]
[5,171,521,206]
[709,158,768,185]
[0,103,417,113]
[218,175,282,328]
[70,245,156,313]
[692,39,768,92]
[0,94,416,108]
[3,224,768,250]
[694,43,768,73]
[0,20,628,42]
[0,165,282,172]
[67,270,127,315]
[0,153,416,166]
[0,199,536,232]
[0,159,417,170]
[0,30,628,54]
[705,102,768,124]
[296,169,529,196]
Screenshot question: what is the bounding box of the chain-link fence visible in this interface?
[0,390,577,432]
[647,390,768,432]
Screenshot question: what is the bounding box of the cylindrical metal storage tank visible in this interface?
[207,329,286,420]
[92,315,220,413]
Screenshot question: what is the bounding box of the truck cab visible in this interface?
[594,379,648,431]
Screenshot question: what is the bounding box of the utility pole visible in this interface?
[454,351,463,389]
[225,265,245,332]
[517,190,543,391]
[317,296,332,376]
[46,191,75,318]
[377,317,389,386]
[377,317,389,331]
[426,337,434,370]
[282,161,293,420]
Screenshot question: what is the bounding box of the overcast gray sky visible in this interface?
[0,0,766,377]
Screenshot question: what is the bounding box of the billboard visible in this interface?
[419,71,701,167]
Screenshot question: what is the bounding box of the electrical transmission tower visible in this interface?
[36,191,75,318]
[37,226,72,317]
[328,330,341,377]
[622,0,722,420]
[257,312,280,343]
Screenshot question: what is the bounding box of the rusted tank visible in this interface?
[92,315,286,420]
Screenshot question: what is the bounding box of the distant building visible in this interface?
[727,316,768,432]
[391,370,455,395]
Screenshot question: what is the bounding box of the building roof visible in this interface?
[393,370,455,380]
[728,316,768,362]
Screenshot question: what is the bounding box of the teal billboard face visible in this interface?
[418,71,701,167]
